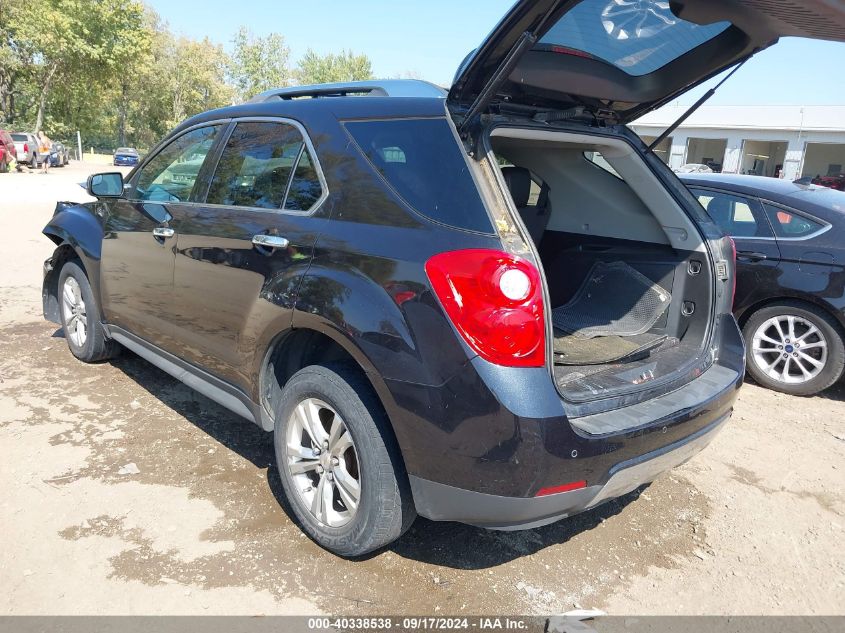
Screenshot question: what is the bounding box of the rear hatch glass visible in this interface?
[536,0,730,76]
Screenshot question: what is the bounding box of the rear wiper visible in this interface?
[646,57,750,154]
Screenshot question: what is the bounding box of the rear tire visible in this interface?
[273,362,415,556]
[58,260,119,363]
[743,301,845,396]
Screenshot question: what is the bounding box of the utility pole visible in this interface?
[76,131,82,162]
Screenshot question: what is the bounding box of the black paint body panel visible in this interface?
[41,94,743,521]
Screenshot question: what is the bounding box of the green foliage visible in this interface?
[0,2,376,151]
[296,49,375,85]
[229,27,291,101]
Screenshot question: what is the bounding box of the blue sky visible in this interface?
[146,0,845,105]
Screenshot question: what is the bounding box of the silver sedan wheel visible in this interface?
[285,398,361,528]
[62,277,88,348]
[751,314,828,385]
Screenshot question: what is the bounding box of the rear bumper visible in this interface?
[411,412,728,530]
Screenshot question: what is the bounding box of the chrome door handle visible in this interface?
[252,234,289,249]
[153,227,175,238]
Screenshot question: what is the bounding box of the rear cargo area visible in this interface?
[489,127,714,403]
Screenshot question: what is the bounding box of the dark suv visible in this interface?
[41,0,844,555]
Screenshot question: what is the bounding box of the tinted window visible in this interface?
[763,204,826,238]
[135,126,220,202]
[12,133,27,141]
[537,0,730,76]
[285,149,323,211]
[691,189,772,238]
[345,118,493,233]
[207,121,308,210]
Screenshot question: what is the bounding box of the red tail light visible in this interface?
[23,143,28,153]
[425,249,545,367]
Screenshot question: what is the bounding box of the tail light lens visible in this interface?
[23,143,28,153]
[425,249,545,367]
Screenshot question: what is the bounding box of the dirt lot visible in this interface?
[1,163,843,615]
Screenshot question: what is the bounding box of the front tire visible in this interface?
[743,301,845,396]
[273,363,415,556]
[58,260,119,363]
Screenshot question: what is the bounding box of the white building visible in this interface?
[630,105,845,181]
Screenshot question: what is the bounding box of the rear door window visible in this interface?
[207,121,314,210]
[763,203,827,238]
[284,149,323,211]
[690,188,773,238]
[344,118,493,233]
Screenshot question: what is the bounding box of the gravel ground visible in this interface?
[1,163,843,615]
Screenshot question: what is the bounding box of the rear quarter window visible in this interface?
[344,118,493,234]
[763,203,827,238]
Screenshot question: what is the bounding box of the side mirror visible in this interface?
[87,172,124,198]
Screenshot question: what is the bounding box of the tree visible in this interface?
[8,0,149,132]
[159,35,234,129]
[0,0,37,125]
[295,49,374,85]
[228,27,291,101]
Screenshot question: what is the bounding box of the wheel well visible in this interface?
[738,296,845,337]
[43,244,85,324]
[261,329,378,419]
[261,327,408,472]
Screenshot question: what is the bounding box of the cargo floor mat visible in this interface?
[553,330,669,366]
[552,260,672,339]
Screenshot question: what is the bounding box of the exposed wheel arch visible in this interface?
[43,243,89,325]
[260,328,397,431]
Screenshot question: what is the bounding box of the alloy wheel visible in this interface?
[285,398,361,527]
[62,277,88,347]
[751,314,828,385]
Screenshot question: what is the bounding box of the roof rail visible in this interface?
[247,79,447,103]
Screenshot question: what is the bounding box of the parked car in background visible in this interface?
[676,163,713,174]
[11,132,38,167]
[682,173,845,396]
[113,147,139,166]
[51,142,70,166]
[0,129,17,172]
[813,173,845,191]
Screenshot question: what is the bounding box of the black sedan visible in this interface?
[681,173,845,396]
[113,147,139,166]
